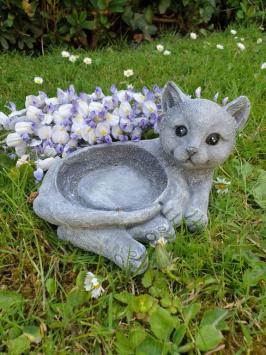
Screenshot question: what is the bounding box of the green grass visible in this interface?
[0,25,266,354]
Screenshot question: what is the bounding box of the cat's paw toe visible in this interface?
[185,208,208,232]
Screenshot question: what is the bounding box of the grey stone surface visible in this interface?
[33,82,250,273]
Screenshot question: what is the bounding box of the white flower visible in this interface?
[37,125,52,140]
[69,55,79,63]
[119,101,132,118]
[15,121,33,134]
[45,97,59,106]
[34,76,44,85]
[230,29,237,35]
[61,50,70,58]
[240,37,245,41]
[260,62,266,70]
[76,100,89,116]
[105,112,119,126]
[112,125,123,139]
[88,101,104,113]
[81,126,96,145]
[213,177,231,194]
[234,36,238,40]
[190,32,197,40]
[84,272,104,299]
[257,38,262,44]
[236,42,245,51]
[43,146,57,157]
[95,121,110,137]
[83,57,92,65]
[16,154,29,168]
[51,125,69,144]
[216,44,224,50]
[127,84,134,90]
[163,50,171,56]
[36,157,55,171]
[124,69,134,77]
[26,106,42,122]
[156,44,164,52]
[195,87,201,98]
[143,100,157,117]
[53,104,72,124]
[6,132,23,147]
[41,113,53,125]
[133,93,145,103]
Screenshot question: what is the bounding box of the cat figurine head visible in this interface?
[158,81,250,170]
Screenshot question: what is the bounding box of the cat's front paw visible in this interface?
[184,208,208,232]
[161,199,183,226]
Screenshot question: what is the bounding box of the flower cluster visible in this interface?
[0,84,162,180]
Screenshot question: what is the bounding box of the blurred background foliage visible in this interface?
[0,0,265,51]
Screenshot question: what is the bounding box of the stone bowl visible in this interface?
[34,142,169,228]
[57,143,168,212]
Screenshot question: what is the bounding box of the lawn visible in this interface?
[0,25,265,354]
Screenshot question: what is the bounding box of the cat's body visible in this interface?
[34,82,250,273]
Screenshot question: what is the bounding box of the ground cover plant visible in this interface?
[0,26,265,354]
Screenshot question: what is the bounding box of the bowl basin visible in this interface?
[57,144,168,212]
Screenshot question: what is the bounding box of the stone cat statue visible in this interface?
[34,82,250,273]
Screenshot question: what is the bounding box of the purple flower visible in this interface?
[104,135,112,144]
[34,168,44,181]
[56,144,64,154]
[110,84,117,94]
[22,133,30,142]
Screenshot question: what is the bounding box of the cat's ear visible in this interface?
[162,81,188,112]
[224,96,250,130]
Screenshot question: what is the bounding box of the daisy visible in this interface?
[34,77,44,85]
[163,50,171,56]
[69,55,79,63]
[190,32,197,40]
[83,57,92,65]
[230,29,237,35]
[156,44,164,52]
[124,69,134,77]
[257,38,262,44]
[84,272,104,299]
[216,44,224,50]
[236,42,246,51]
[261,62,266,70]
[61,50,70,58]
[213,177,231,194]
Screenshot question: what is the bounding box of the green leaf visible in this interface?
[0,36,9,49]
[159,0,171,14]
[131,294,157,314]
[115,291,134,305]
[200,308,228,330]
[23,326,42,344]
[173,324,187,346]
[141,268,154,288]
[136,336,162,355]
[83,20,97,30]
[251,170,266,208]
[0,154,15,169]
[116,331,133,355]
[183,303,201,324]
[129,326,147,348]
[97,0,107,10]
[45,278,57,297]
[0,290,24,314]
[7,335,31,355]
[195,324,223,351]
[67,286,90,307]
[149,306,177,340]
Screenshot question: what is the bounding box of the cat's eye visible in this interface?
[206,133,220,145]
[175,125,187,137]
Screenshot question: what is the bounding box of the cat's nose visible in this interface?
[186,147,198,156]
